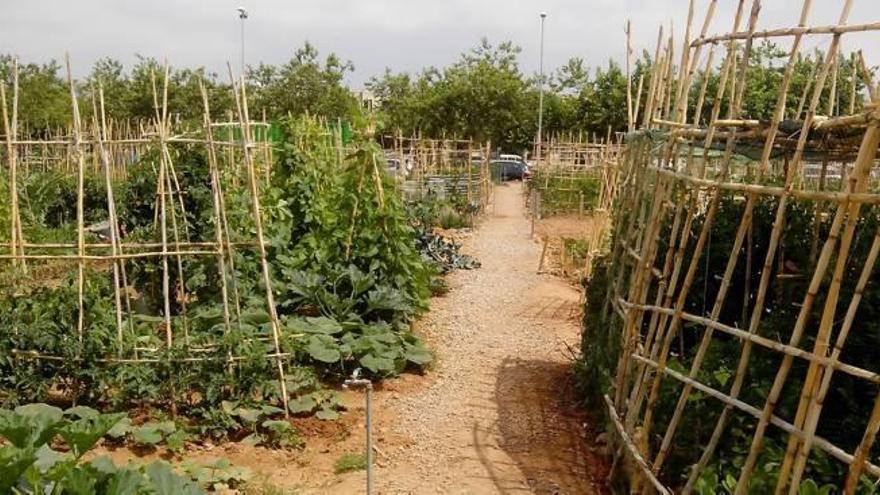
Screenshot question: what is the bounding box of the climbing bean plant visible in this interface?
[0,117,435,436]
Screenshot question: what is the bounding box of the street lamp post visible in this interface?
[536,12,547,166]
[237,7,248,78]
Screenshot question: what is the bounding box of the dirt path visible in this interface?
[328,182,608,494]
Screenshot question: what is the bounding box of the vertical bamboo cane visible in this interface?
[228,67,290,416]
[91,86,126,354]
[730,3,853,491]
[65,56,88,349]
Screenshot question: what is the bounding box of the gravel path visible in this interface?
[352,182,607,494]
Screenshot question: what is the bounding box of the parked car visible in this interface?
[385,154,413,177]
[490,159,531,181]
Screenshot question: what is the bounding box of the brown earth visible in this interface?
[532,212,609,282]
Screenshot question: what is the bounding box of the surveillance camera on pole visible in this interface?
[237,7,248,19]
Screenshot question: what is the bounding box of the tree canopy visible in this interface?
[1,39,872,151]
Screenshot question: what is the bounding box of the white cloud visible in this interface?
[0,0,877,87]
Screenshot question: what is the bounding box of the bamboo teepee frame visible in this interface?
[0,58,288,415]
[601,0,880,492]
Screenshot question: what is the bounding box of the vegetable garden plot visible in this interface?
[0,61,435,424]
[527,138,619,280]
[578,0,880,492]
[384,134,491,228]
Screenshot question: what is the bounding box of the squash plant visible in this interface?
[0,403,205,494]
[0,116,443,442]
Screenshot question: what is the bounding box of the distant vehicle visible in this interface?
[499,153,524,162]
[385,154,413,177]
[387,157,402,176]
[490,159,531,181]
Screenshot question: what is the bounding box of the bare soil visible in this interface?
[533,212,608,281]
[97,182,609,494]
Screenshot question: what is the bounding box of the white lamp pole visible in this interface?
[237,7,248,78]
[536,12,547,165]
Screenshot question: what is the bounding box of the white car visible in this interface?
[499,153,524,162]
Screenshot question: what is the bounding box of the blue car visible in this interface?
[490,159,531,181]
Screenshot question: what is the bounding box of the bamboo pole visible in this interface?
[626,20,634,132]
[730,2,855,491]
[198,81,233,335]
[227,67,290,417]
[1,61,26,272]
[65,56,88,349]
[91,85,126,354]
[642,25,665,128]
[693,20,880,45]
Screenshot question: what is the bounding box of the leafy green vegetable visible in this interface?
[0,404,208,493]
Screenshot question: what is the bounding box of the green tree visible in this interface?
[552,57,590,94]
[0,56,70,133]
[575,60,628,135]
[248,42,360,122]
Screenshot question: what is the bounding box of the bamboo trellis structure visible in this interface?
[383,133,492,216]
[532,132,623,215]
[0,59,288,415]
[527,134,621,281]
[598,0,880,492]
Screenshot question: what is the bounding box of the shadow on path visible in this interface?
[474,357,610,494]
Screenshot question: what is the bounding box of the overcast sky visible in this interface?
[2,1,879,87]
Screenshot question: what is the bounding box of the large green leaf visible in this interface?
[306,334,342,363]
[240,433,263,446]
[366,286,412,313]
[404,343,433,365]
[241,308,271,326]
[0,410,34,448]
[34,444,72,472]
[359,354,395,373]
[64,406,100,420]
[0,446,37,492]
[144,461,204,495]
[234,408,261,424]
[132,424,163,446]
[59,413,126,458]
[105,468,145,495]
[287,316,344,335]
[288,395,317,414]
[0,404,65,448]
[106,417,132,439]
[55,462,100,495]
[89,455,119,475]
[345,264,375,297]
[315,408,339,421]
